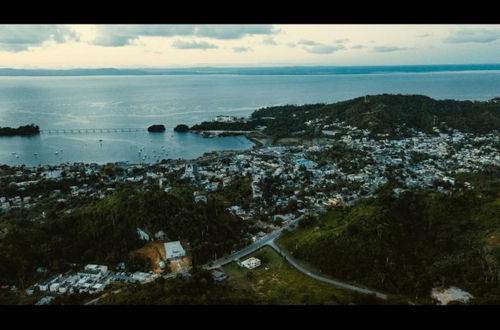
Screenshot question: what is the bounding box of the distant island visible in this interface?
[174,124,189,132]
[147,125,166,133]
[0,124,40,136]
[1,64,500,76]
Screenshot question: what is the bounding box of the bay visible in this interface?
[0,71,499,166]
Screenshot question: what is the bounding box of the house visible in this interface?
[35,296,55,305]
[131,272,153,283]
[214,115,237,123]
[136,228,150,241]
[431,287,474,305]
[164,241,186,260]
[211,269,227,282]
[154,230,167,241]
[241,257,261,269]
[84,264,109,275]
[184,162,199,180]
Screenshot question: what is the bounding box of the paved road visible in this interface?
[204,216,302,270]
[267,240,388,300]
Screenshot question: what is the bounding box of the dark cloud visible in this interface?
[444,29,500,43]
[287,43,297,48]
[171,39,218,50]
[0,25,76,52]
[93,25,277,46]
[232,46,251,52]
[350,45,366,49]
[417,33,431,38]
[373,46,411,52]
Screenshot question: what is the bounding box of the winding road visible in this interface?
[267,240,387,300]
[205,215,388,300]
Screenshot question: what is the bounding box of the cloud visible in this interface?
[417,33,431,38]
[287,43,297,48]
[373,46,411,52]
[297,40,320,46]
[444,29,500,43]
[305,44,345,54]
[350,45,366,49]
[232,46,251,52]
[92,25,277,46]
[262,37,278,45]
[334,38,350,44]
[0,25,76,52]
[171,39,218,50]
[195,25,278,39]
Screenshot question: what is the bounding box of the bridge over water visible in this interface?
[40,128,149,134]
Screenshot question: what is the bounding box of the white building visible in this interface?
[214,115,237,123]
[241,257,261,270]
[164,241,186,260]
[84,264,109,275]
[132,272,153,283]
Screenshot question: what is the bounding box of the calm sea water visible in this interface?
[0,71,499,166]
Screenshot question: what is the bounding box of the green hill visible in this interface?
[251,94,500,138]
[278,172,500,304]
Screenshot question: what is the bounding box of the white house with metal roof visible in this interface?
[164,241,186,260]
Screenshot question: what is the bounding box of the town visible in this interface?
[0,116,498,305]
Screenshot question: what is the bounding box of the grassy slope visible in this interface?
[222,246,380,305]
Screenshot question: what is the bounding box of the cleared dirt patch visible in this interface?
[169,256,192,273]
[134,242,167,274]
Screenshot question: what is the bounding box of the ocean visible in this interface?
[0,70,499,166]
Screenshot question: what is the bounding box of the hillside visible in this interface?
[250,94,500,138]
[278,170,500,304]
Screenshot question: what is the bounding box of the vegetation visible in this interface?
[189,95,499,142]
[250,94,500,138]
[278,177,500,304]
[147,125,165,132]
[0,187,250,290]
[100,267,258,305]
[173,124,189,132]
[190,120,260,131]
[0,124,40,136]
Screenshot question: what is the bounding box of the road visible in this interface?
[204,216,302,270]
[267,241,388,300]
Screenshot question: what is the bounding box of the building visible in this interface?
[131,272,153,283]
[185,162,199,179]
[214,115,237,123]
[164,241,186,260]
[211,269,227,282]
[241,257,261,270]
[84,264,109,275]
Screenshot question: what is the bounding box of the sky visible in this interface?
[0,24,499,69]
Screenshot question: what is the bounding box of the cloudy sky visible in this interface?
[0,24,499,68]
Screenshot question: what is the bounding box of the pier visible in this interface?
[40,128,148,134]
